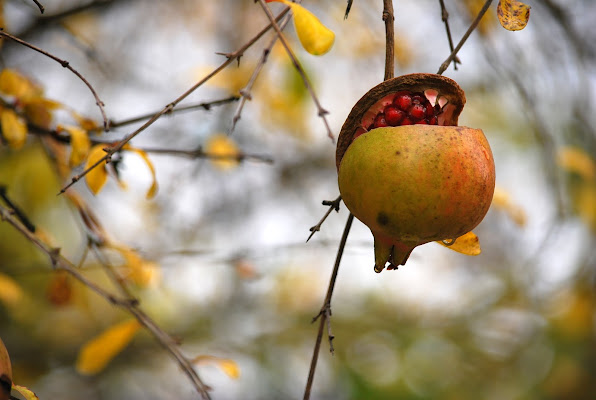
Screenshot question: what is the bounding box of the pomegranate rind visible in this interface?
[338,125,495,249]
[336,73,466,170]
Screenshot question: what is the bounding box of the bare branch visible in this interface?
[306,196,341,242]
[383,0,395,80]
[256,0,335,142]
[437,0,493,75]
[438,0,460,70]
[58,6,291,195]
[0,29,109,131]
[303,213,354,400]
[31,0,45,14]
[0,203,212,400]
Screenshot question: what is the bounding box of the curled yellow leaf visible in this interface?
[12,384,39,400]
[192,355,240,379]
[436,231,481,256]
[497,0,530,31]
[123,145,158,199]
[205,133,240,170]
[557,146,595,181]
[76,319,141,375]
[1,108,27,149]
[85,144,109,195]
[268,0,335,55]
[23,97,61,129]
[59,125,91,167]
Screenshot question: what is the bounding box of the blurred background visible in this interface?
[1,0,595,399]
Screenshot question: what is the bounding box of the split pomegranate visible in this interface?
[337,73,495,272]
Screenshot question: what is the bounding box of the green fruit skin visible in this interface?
[338,125,495,267]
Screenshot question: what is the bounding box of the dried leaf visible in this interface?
[436,231,481,255]
[205,134,240,170]
[46,270,73,306]
[123,146,158,199]
[12,384,39,400]
[192,355,240,379]
[1,108,27,149]
[0,69,42,100]
[85,144,109,195]
[58,125,91,167]
[492,186,527,227]
[557,146,595,181]
[76,319,141,375]
[267,0,335,55]
[573,182,596,233]
[497,0,531,31]
[0,273,23,307]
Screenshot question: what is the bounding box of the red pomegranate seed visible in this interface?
[428,116,437,125]
[401,118,413,125]
[373,114,388,128]
[416,120,428,125]
[394,92,412,111]
[409,104,426,120]
[384,106,405,126]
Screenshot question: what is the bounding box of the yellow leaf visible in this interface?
[117,247,161,287]
[268,0,335,55]
[192,355,241,379]
[0,69,42,100]
[557,146,596,181]
[58,125,91,167]
[497,0,531,31]
[492,186,527,226]
[205,133,240,170]
[436,231,481,255]
[76,319,141,375]
[72,111,101,132]
[12,384,39,400]
[123,145,159,199]
[85,144,109,195]
[574,182,596,233]
[1,108,27,149]
[23,97,61,129]
[0,272,24,307]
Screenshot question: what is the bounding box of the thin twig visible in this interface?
[0,186,36,233]
[0,29,109,131]
[0,203,212,400]
[306,195,341,242]
[108,96,241,130]
[382,0,395,80]
[229,14,293,135]
[437,0,493,75]
[31,0,45,13]
[140,146,274,164]
[345,0,354,19]
[303,213,354,400]
[438,0,459,70]
[58,6,291,195]
[256,0,335,143]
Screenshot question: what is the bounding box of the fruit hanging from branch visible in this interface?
[337,73,495,272]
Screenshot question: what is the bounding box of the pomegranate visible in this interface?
[0,337,11,400]
[337,73,495,272]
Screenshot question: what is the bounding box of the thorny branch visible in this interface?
[57,6,291,195]
[256,0,335,142]
[0,203,212,400]
[437,0,493,75]
[438,0,460,70]
[303,214,354,400]
[306,196,341,242]
[229,14,293,135]
[0,29,109,131]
